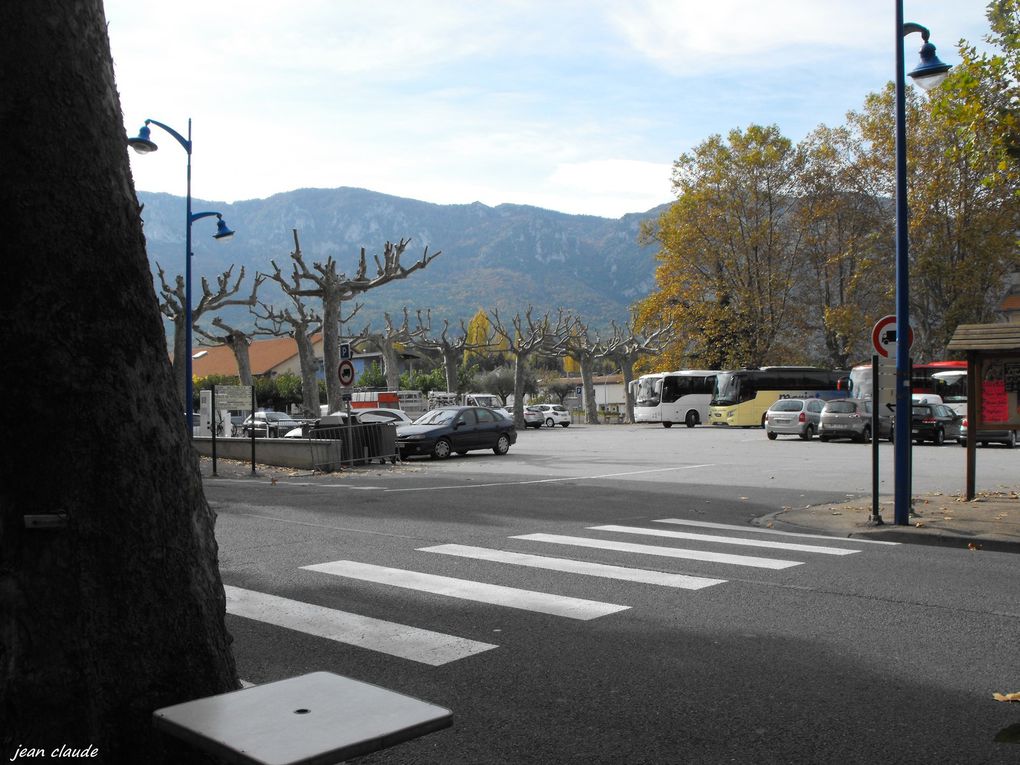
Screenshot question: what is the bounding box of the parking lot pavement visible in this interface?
[766,489,1020,554]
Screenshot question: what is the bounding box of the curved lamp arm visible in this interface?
[142,118,191,154]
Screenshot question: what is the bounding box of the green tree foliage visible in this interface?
[850,75,1020,359]
[637,125,805,369]
[358,361,388,388]
[793,124,892,367]
[400,367,447,397]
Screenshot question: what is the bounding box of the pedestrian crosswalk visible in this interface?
[225,519,897,667]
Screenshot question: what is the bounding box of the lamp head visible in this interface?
[213,216,235,241]
[908,40,951,92]
[127,123,158,154]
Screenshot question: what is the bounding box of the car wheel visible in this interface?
[685,411,698,428]
[819,435,830,442]
[545,418,555,428]
[431,439,452,459]
[801,424,814,441]
[493,434,511,455]
[560,422,569,427]
[767,431,778,440]
[933,428,945,446]
[859,426,871,444]
[1006,431,1016,449]
[663,421,673,429]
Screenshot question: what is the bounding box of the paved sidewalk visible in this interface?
[764,488,1020,554]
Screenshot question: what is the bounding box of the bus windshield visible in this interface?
[711,373,744,406]
[635,376,661,407]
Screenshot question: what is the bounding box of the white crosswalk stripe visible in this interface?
[652,518,900,545]
[419,543,726,590]
[587,525,860,556]
[302,560,630,620]
[510,533,802,569]
[223,585,497,666]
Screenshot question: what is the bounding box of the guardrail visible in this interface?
[304,422,399,471]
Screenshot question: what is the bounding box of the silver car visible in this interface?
[764,398,824,440]
[818,399,874,443]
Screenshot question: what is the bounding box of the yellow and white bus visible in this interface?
[630,370,720,428]
[709,367,845,428]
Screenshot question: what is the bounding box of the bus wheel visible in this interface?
[685,411,698,428]
[662,421,673,428]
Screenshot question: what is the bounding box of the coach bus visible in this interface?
[846,360,967,414]
[708,367,845,428]
[630,370,720,428]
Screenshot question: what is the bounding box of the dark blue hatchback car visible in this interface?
[396,406,518,460]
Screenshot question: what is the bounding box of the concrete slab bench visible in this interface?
[153,671,452,764]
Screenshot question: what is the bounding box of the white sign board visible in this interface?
[214,385,253,410]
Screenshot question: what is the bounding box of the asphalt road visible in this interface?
[205,425,1020,764]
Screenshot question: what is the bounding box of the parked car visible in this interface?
[531,403,571,428]
[818,399,881,443]
[909,403,963,445]
[764,398,824,440]
[241,411,304,438]
[523,406,544,429]
[395,406,517,459]
[352,408,415,425]
[956,418,1017,449]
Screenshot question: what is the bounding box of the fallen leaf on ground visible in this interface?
[914,521,925,527]
[968,542,983,551]
[993,692,1020,703]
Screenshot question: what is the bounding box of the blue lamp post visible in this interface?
[127,118,235,436]
[893,5,951,525]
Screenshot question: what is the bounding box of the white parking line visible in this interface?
[588,525,860,556]
[420,544,725,590]
[653,518,900,545]
[511,534,802,570]
[379,465,715,493]
[302,560,630,620]
[223,585,496,666]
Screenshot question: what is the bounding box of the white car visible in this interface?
[283,408,413,437]
[531,403,571,428]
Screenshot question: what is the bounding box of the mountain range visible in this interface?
[136,187,670,334]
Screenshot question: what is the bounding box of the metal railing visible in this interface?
[301,421,399,472]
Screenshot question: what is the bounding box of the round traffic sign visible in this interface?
[872,314,914,358]
[338,359,355,386]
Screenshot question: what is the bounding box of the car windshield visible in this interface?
[912,406,932,417]
[770,400,803,412]
[413,409,457,425]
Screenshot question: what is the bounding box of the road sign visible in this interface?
[338,359,355,386]
[214,384,253,409]
[872,315,913,358]
[340,342,352,360]
[575,386,582,396]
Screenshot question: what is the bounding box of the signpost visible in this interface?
[338,360,355,387]
[872,314,913,359]
[211,384,255,475]
[873,315,914,525]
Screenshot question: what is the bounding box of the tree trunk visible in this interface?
[512,356,528,420]
[171,314,188,409]
[619,359,636,424]
[226,333,253,386]
[322,292,341,412]
[0,3,238,761]
[579,357,599,424]
[295,330,320,417]
[380,341,402,390]
[443,349,459,393]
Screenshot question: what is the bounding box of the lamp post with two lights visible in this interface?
[127,118,235,436]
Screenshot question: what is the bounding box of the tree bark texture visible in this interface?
[0,2,238,762]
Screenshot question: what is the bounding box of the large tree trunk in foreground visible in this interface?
[0,2,238,762]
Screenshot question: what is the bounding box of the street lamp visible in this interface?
[127,118,235,436]
[893,6,952,525]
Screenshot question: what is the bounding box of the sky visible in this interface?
[104,1,995,219]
